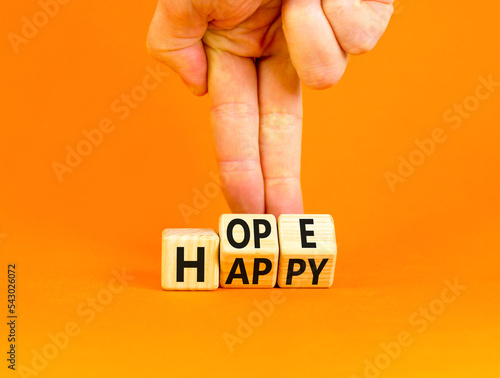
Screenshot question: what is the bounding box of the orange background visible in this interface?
[1,0,500,377]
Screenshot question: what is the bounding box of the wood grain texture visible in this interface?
[219,214,279,288]
[277,214,337,288]
[161,228,219,290]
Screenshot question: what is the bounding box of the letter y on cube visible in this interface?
[277,215,337,288]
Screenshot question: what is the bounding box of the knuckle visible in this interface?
[260,113,301,147]
[217,159,261,174]
[260,113,302,131]
[210,102,259,120]
[264,176,301,187]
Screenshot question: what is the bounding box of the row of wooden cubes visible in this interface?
[161,214,337,290]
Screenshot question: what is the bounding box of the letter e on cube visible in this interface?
[277,215,337,288]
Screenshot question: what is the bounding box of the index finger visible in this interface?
[206,46,265,213]
[258,47,304,217]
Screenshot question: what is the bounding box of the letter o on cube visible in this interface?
[219,214,279,288]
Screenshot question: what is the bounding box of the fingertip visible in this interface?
[264,178,304,218]
[220,169,265,214]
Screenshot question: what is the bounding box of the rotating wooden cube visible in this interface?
[277,214,337,288]
[219,214,279,288]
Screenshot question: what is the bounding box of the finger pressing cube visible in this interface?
[161,228,219,290]
[219,214,279,288]
[277,214,337,288]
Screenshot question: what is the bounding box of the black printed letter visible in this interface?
[253,219,271,248]
[286,259,306,285]
[252,258,272,284]
[227,219,250,249]
[308,258,329,285]
[176,247,205,282]
[299,219,316,248]
[226,258,249,285]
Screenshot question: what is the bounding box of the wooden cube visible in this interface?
[219,214,279,288]
[277,214,337,288]
[161,228,219,290]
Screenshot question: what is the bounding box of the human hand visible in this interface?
[147,0,393,217]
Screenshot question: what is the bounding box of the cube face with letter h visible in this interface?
[161,228,219,290]
[277,215,337,288]
[219,214,279,288]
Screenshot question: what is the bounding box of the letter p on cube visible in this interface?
[277,215,337,288]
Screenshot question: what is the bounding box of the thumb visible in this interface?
[147,0,208,96]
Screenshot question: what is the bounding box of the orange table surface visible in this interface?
[1,0,500,377]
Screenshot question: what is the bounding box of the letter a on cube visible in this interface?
[219,214,279,288]
[277,215,337,288]
[161,229,219,290]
